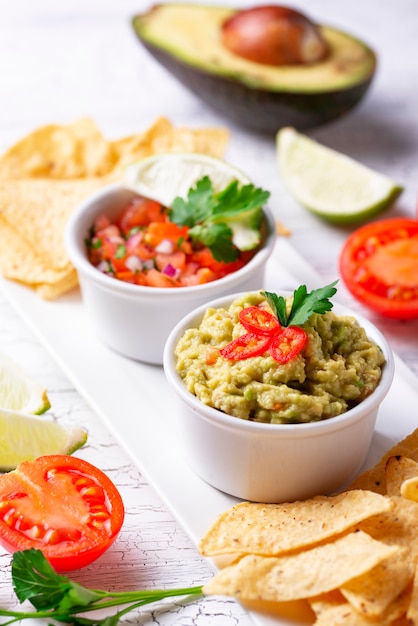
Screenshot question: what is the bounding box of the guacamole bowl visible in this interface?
[163,291,394,503]
[64,183,276,365]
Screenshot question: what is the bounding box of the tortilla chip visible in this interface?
[109,116,230,174]
[310,585,411,626]
[348,429,418,494]
[0,178,104,270]
[203,531,399,602]
[386,456,418,497]
[406,563,418,625]
[0,215,73,283]
[0,118,116,179]
[198,490,392,557]
[340,547,414,617]
[357,496,418,575]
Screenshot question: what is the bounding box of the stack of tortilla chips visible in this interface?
[0,117,229,299]
[200,428,418,625]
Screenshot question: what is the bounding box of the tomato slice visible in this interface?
[220,332,272,360]
[0,455,124,572]
[239,306,281,335]
[269,326,307,363]
[339,218,418,319]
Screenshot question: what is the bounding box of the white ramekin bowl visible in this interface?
[64,184,276,365]
[163,292,395,503]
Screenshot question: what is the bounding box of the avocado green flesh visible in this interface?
[133,4,376,93]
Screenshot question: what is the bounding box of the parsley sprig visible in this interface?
[261,281,338,327]
[169,176,270,262]
[0,549,202,625]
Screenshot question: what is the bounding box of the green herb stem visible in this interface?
[4,549,203,626]
[0,586,203,625]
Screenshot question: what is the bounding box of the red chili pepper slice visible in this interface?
[269,326,307,364]
[220,332,272,360]
[238,306,281,335]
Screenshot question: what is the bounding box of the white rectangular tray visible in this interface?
[2,237,417,626]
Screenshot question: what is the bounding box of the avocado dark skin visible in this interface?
[132,4,377,134]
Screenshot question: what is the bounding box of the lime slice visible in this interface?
[124,152,263,250]
[276,127,403,224]
[0,408,88,472]
[0,353,51,414]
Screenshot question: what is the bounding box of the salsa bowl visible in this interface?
[64,183,276,364]
[163,291,394,502]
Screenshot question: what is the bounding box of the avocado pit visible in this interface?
[221,5,329,66]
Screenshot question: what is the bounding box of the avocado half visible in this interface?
[132,4,377,133]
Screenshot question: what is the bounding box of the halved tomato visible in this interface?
[339,218,418,319]
[0,455,124,571]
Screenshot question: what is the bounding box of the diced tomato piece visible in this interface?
[144,222,189,247]
[115,196,166,232]
[205,346,220,365]
[127,240,154,261]
[144,268,178,288]
[114,270,137,283]
[93,214,111,233]
[155,250,186,272]
[180,267,217,286]
[191,247,245,278]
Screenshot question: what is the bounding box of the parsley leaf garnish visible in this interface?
[261,281,338,327]
[169,176,270,262]
[0,548,202,625]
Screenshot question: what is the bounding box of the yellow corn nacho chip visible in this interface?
[310,585,412,626]
[386,455,418,497]
[109,116,229,174]
[0,178,104,271]
[348,428,418,493]
[203,531,399,602]
[406,564,418,625]
[340,547,414,617]
[357,496,418,559]
[199,490,392,557]
[0,118,116,179]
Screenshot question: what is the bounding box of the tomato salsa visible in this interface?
[86,194,257,288]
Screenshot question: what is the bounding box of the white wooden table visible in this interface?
[1,1,418,625]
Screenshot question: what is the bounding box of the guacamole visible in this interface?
[174,292,386,424]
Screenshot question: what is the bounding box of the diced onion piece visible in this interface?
[155,239,175,254]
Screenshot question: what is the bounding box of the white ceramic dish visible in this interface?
[163,291,394,503]
[1,237,416,626]
[64,183,276,365]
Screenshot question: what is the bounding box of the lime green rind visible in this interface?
[66,429,89,456]
[0,353,51,415]
[304,185,404,225]
[33,391,52,415]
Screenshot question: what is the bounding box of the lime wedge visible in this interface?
[124,152,264,250]
[0,409,88,472]
[276,127,403,224]
[124,152,252,205]
[0,353,51,414]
